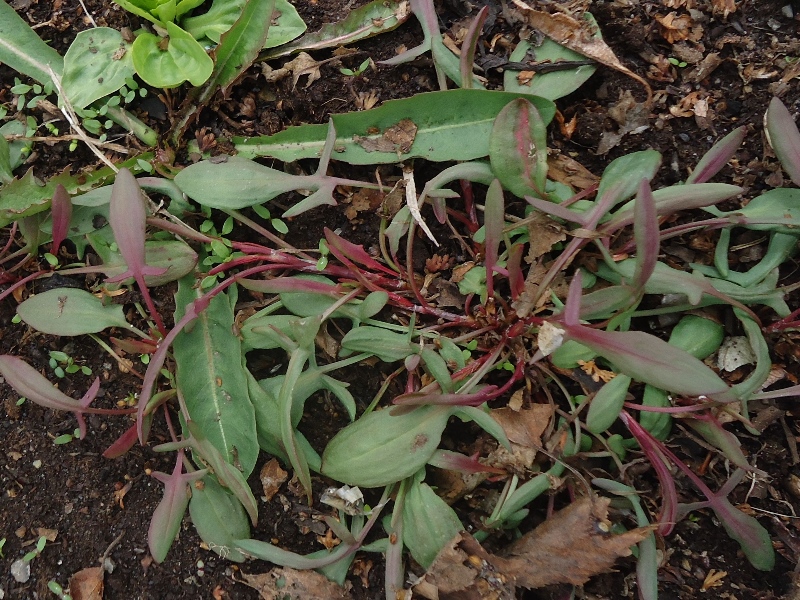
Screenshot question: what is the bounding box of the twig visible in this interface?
[77,0,98,28]
[47,66,117,172]
[4,133,128,154]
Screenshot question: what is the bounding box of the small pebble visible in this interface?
[32,460,42,469]
[10,559,30,583]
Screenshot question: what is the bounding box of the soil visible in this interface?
[2,0,800,599]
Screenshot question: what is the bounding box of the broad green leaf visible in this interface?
[0,0,64,87]
[321,406,450,487]
[173,280,259,477]
[131,24,213,88]
[111,0,163,25]
[235,90,556,164]
[264,0,306,48]
[706,188,800,234]
[341,326,416,362]
[261,0,409,60]
[585,374,631,434]
[17,288,135,336]
[1,120,31,173]
[189,476,250,562]
[596,150,661,209]
[489,99,548,199]
[62,28,135,109]
[173,156,318,210]
[94,238,198,287]
[668,315,724,360]
[402,474,462,568]
[183,0,246,42]
[504,36,596,100]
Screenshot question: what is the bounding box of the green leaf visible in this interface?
[173,280,260,477]
[504,35,596,100]
[321,406,450,487]
[0,1,65,88]
[585,374,631,434]
[264,0,306,48]
[489,99,548,199]
[189,476,250,562]
[402,474,462,568]
[0,133,11,185]
[1,120,31,174]
[596,150,661,209]
[341,326,417,362]
[111,0,163,25]
[62,28,135,109]
[261,0,408,60]
[131,24,213,88]
[235,89,555,164]
[707,188,800,234]
[17,288,135,336]
[182,0,246,43]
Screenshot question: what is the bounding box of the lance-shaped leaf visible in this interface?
[489,99,548,199]
[632,178,658,290]
[148,451,207,563]
[17,288,141,337]
[189,475,250,562]
[185,421,258,525]
[765,96,800,187]
[402,472,463,568]
[686,126,746,184]
[107,168,167,335]
[0,355,125,438]
[321,406,450,488]
[557,274,733,400]
[585,374,631,434]
[483,179,504,299]
[50,184,72,255]
[596,150,661,210]
[683,415,753,472]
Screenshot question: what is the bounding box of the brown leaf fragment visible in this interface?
[414,533,515,600]
[69,566,104,600]
[495,497,650,588]
[355,119,417,154]
[485,405,552,474]
[524,9,652,101]
[655,12,695,44]
[597,90,651,154]
[711,0,736,17]
[547,152,599,191]
[242,568,353,600]
[684,52,722,84]
[260,458,288,502]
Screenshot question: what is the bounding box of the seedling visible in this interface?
[339,58,371,77]
[22,536,47,563]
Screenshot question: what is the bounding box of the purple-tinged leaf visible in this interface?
[561,323,732,399]
[483,179,504,300]
[0,355,128,438]
[578,284,639,320]
[686,127,746,184]
[50,184,72,255]
[237,276,344,295]
[379,0,435,66]
[603,183,742,232]
[507,243,525,300]
[459,6,488,90]
[525,195,588,225]
[620,411,677,535]
[106,168,167,336]
[324,227,397,275]
[490,99,548,199]
[393,387,500,407]
[632,179,658,290]
[683,414,754,472]
[148,450,207,563]
[428,450,505,474]
[765,97,800,187]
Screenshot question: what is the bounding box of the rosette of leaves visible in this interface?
[111,0,306,88]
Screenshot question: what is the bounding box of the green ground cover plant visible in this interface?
[1,1,798,597]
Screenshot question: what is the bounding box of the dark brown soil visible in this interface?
[2,0,800,598]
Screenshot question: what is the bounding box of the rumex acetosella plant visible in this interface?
[2,33,799,592]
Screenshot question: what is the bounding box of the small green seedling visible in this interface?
[49,351,92,378]
[23,536,47,562]
[48,580,73,600]
[340,58,371,77]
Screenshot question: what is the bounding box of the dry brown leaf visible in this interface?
[485,405,553,474]
[597,90,651,154]
[547,152,599,191]
[414,533,515,600]
[495,497,650,588]
[511,259,554,318]
[655,12,695,44]
[684,52,723,84]
[242,568,353,600]
[524,9,652,102]
[260,52,325,89]
[354,118,418,154]
[260,458,288,502]
[523,212,567,261]
[711,0,736,17]
[69,566,104,600]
